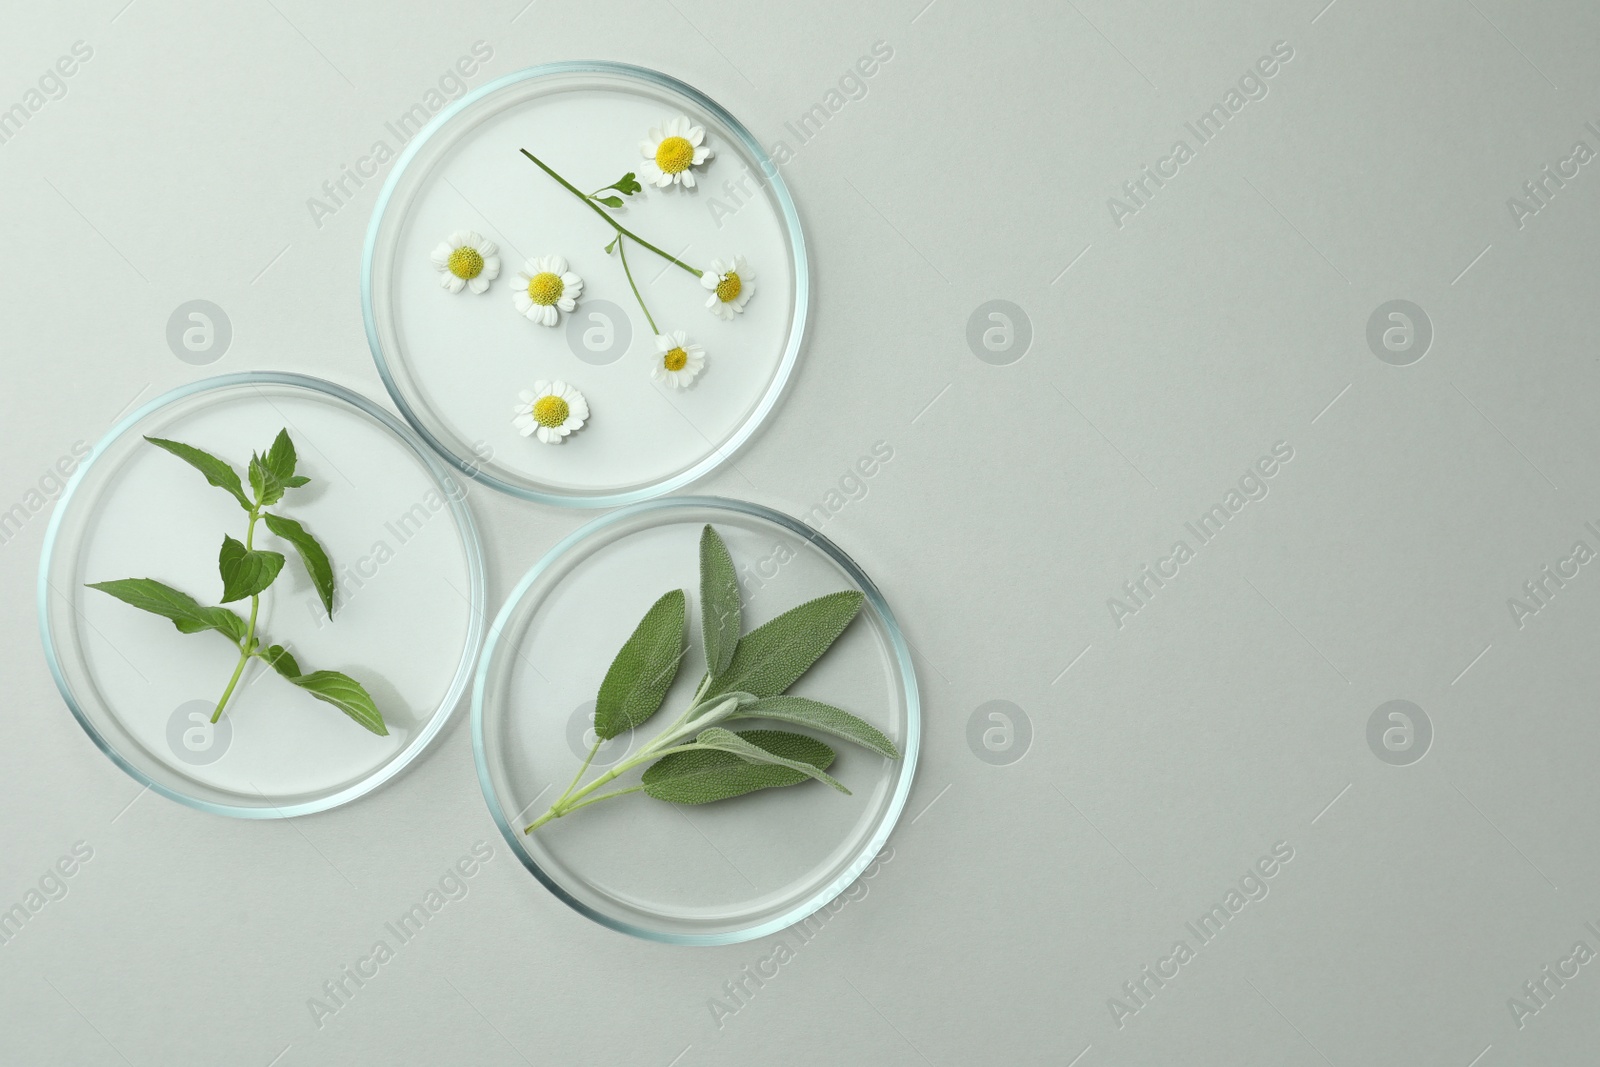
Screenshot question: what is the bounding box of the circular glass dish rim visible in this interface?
[360,60,810,509]
[472,495,920,945]
[37,371,489,820]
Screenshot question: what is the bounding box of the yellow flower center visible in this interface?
[532,395,570,428]
[715,271,742,303]
[447,246,484,279]
[527,272,564,306]
[655,136,695,174]
[663,347,689,371]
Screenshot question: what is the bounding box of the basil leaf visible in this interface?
[642,729,839,805]
[262,512,335,617]
[248,454,285,508]
[593,589,686,740]
[260,643,301,679]
[730,695,900,759]
[699,524,740,679]
[691,727,849,793]
[704,591,864,700]
[218,535,285,603]
[288,670,388,735]
[144,436,251,511]
[85,578,246,644]
[263,429,297,482]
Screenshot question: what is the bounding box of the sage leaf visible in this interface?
[730,695,900,759]
[260,643,301,679]
[642,729,839,805]
[85,578,247,644]
[289,670,388,735]
[145,436,251,511]
[704,591,864,701]
[262,512,335,617]
[263,429,297,482]
[594,590,686,740]
[691,727,849,793]
[699,524,740,679]
[218,535,285,603]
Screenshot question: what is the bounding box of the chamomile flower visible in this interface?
[512,381,589,444]
[431,230,500,294]
[701,256,754,320]
[650,331,706,389]
[512,256,583,326]
[639,116,712,188]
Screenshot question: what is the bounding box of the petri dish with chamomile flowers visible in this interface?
[363,62,807,507]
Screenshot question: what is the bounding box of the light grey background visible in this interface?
[2,0,1597,1063]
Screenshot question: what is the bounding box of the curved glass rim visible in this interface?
[361,60,810,508]
[37,371,489,819]
[471,496,921,945]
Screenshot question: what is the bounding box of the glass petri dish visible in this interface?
[473,498,918,944]
[38,373,486,818]
[362,61,807,507]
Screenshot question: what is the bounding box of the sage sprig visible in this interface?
[87,430,387,736]
[524,525,899,833]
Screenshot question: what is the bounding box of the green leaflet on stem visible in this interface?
[86,430,388,737]
[523,524,901,833]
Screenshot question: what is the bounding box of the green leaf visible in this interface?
[692,727,850,792]
[248,453,285,507]
[614,172,641,196]
[642,729,840,805]
[283,475,311,488]
[260,643,301,679]
[730,696,900,759]
[699,525,741,679]
[704,591,864,701]
[595,195,624,208]
[85,578,246,644]
[593,590,686,740]
[218,535,285,603]
[145,436,251,511]
[262,512,336,617]
[604,236,618,254]
[288,670,388,735]
[263,429,297,482]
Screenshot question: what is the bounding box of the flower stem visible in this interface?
[520,149,703,279]
[615,237,659,334]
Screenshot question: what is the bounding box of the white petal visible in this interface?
[681,171,696,189]
[701,271,719,290]
[688,127,704,146]
[468,276,489,293]
[482,258,501,278]
[640,139,658,158]
[692,146,710,165]
[513,291,532,313]
[557,296,575,312]
[479,240,498,257]
[548,255,568,274]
